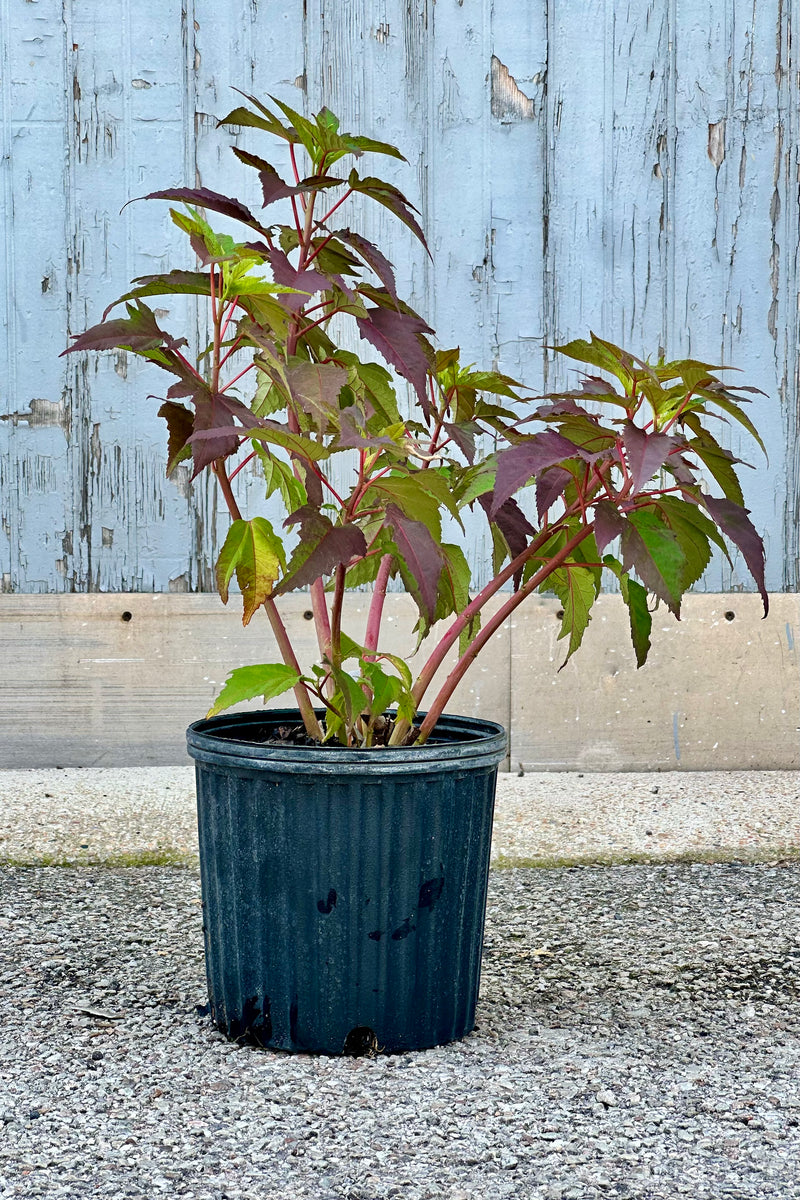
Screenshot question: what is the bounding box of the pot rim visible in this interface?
[186,708,507,774]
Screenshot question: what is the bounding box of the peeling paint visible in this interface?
[707,120,726,169]
[0,398,70,440]
[491,56,536,121]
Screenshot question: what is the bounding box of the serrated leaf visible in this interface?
[206,663,300,718]
[555,333,636,390]
[548,562,600,664]
[267,248,330,311]
[620,574,652,667]
[478,493,536,584]
[256,447,307,511]
[593,500,626,554]
[536,466,573,520]
[101,270,212,319]
[287,361,347,433]
[158,401,194,476]
[138,187,268,234]
[348,170,429,253]
[621,421,676,494]
[356,305,434,412]
[621,509,686,616]
[64,301,171,356]
[368,476,443,538]
[215,517,285,624]
[699,494,768,614]
[333,229,399,301]
[276,510,367,593]
[492,431,580,515]
[384,504,443,624]
[684,420,746,505]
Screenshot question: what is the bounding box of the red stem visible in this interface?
[364,554,393,657]
[313,188,354,234]
[221,361,255,391]
[228,449,258,482]
[413,523,596,745]
[214,459,322,740]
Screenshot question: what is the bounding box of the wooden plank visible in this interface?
[509,593,800,772]
[0,593,510,767]
[1,0,796,604]
[670,0,787,591]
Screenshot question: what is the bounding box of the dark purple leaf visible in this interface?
[231,152,296,207]
[580,375,623,397]
[384,504,443,624]
[333,228,398,302]
[478,493,535,587]
[347,171,430,255]
[492,431,580,516]
[444,421,477,463]
[593,500,626,554]
[138,187,267,234]
[267,248,330,312]
[158,401,194,476]
[535,466,573,521]
[338,407,400,450]
[63,302,167,355]
[276,514,367,593]
[356,305,434,413]
[700,494,768,615]
[622,421,676,494]
[188,393,240,475]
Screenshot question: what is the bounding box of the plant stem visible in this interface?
[310,578,332,659]
[329,563,347,669]
[412,523,596,745]
[364,554,393,656]
[214,459,323,740]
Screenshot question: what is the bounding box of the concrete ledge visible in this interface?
[1,767,798,869]
[0,592,797,769]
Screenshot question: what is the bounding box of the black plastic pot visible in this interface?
[186,709,507,1055]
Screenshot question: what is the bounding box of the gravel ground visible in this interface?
[1,767,799,867]
[1,861,799,1199]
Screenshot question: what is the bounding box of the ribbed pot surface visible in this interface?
[187,710,507,1055]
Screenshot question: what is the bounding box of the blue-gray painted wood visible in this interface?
[1,1,797,594]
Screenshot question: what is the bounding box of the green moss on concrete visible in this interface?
[491,845,800,870]
[0,848,198,869]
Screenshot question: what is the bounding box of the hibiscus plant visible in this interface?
[64,93,768,747]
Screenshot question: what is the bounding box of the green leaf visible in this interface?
[255,447,307,511]
[603,553,653,667]
[206,663,301,718]
[215,517,285,624]
[622,509,686,616]
[368,476,442,538]
[555,333,637,391]
[684,419,746,505]
[548,561,600,663]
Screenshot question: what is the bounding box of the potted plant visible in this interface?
[64,92,768,1055]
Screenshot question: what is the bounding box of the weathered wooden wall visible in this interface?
[1,0,797,596]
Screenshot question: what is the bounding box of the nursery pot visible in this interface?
[186,709,507,1055]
